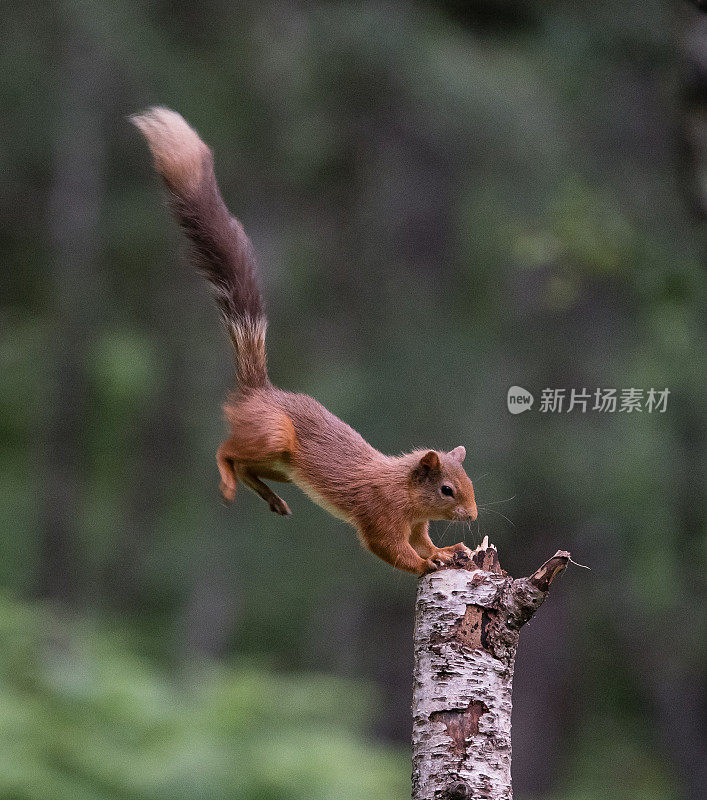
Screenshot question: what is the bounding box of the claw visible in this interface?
[423,558,441,574]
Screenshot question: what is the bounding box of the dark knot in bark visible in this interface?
[444,781,471,799]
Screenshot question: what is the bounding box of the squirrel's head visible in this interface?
[409,446,478,522]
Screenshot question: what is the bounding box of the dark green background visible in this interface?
[1,1,705,798]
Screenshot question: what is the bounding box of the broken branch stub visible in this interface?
[411,540,570,800]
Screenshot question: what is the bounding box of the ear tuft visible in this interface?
[449,445,466,463]
[419,450,441,471]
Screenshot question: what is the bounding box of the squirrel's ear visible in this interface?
[419,451,441,471]
[449,445,466,463]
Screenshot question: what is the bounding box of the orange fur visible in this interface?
[134,108,478,575]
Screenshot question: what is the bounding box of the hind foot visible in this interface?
[268,496,292,516]
[220,481,236,504]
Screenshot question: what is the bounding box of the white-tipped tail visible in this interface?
[133,106,268,390]
[130,106,209,194]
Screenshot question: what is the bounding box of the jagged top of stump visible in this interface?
[435,537,573,590]
[444,536,506,575]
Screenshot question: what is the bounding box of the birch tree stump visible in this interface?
[411,538,571,800]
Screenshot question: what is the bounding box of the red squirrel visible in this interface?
[132,108,477,575]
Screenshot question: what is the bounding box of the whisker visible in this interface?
[468,516,481,546]
[478,495,516,507]
[480,507,516,528]
[438,520,455,545]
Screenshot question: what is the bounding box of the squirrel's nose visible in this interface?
[454,505,477,521]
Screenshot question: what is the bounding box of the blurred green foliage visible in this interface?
[0,597,408,800]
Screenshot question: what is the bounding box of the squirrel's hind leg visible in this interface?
[216,446,291,515]
[241,469,292,516]
[217,445,238,504]
[217,404,297,508]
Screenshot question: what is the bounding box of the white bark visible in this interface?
[411,543,569,800]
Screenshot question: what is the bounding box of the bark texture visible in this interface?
[411,541,569,800]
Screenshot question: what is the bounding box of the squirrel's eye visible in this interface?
[441,485,455,497]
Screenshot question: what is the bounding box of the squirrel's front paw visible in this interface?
[446,542,472,558]
[422,558,440,574]
[423,544,471,573]
[425,549,456,571]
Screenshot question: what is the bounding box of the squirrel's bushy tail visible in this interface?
[131,107,268,390]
